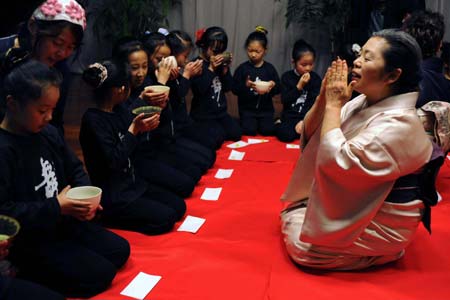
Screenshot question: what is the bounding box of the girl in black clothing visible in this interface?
[190,26,242,144]
[232,26,280,136]
[275,39,321,142]
[166,30,221,149]
[80,61,186,234]
[112,38,200,196]
[0,59,130,298]
[139,34,215,172]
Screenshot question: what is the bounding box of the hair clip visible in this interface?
[255,25,268,35]
[158,28,169,36]
[352,43,361,55]
[195,28,206,43]
[89,62,108,87]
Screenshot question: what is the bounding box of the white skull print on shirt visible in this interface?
[292,90,308,113]
[34,157,58,198]
[211,76,223,107]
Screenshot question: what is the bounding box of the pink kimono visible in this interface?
[281,92,433,270]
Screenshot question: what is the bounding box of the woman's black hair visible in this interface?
[3,59,62,108]
[372,29,422,95]
[245,26,268,49]
[166,30,193,56]
[82,60,130,101]
[195,26,228,54]
[292,39,316,62]
[402,10,445,59]
[112,37,147,64]
[141,32,168,57]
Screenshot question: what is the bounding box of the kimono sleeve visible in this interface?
[301,113,432,247]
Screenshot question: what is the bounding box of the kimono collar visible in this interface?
[341,92,419,131]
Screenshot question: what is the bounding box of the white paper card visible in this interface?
[226,140,248,149]
[286,144,300,149]
[120,272,161,300]
[215,169,234,179]
[177,215,206,233]
[437,191,443,203]
[201,187,222,201]
[247,138,269,144]
[228,150,245,160]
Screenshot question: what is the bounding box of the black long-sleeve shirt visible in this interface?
[190,59,232,120]
[168,75,193,131]
[232,61,280,113]
[280,70,321,119]
[416,57,450,107]
[79,104,147,212]
[0,125,89,234]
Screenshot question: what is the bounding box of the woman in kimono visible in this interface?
[280,29,438,270]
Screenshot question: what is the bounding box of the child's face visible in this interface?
[247,41,266,65]
[294,52,315,75]
[205,41,226,60]
[128,50,148,89]
[151,45,171,69]
[176,48,191,67]
[34,27,77,67]
[14,85,59,134]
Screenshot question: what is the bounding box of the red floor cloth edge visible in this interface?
[89,137,450,300]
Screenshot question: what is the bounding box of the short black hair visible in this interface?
[3,59,62,107]
[292,39,315,62]
[166,30,193,56]
[83,60,130,101]
[245,27,268,49]
[112,37,147,64]
[402,10,445,59]
[141,32,168,56]
[196,26,228,54]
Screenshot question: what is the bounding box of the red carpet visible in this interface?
[91,137,450,300]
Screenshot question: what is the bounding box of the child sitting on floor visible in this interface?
[80,60,186,234]
[0,57,130,298]
[275,39,321,142]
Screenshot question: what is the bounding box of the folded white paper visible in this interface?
[120,272,161,300]
[228,150,245,160]
[437,191,443,203]
[226,140,248,149]
[247,138,269,144]
[201,187,222,201]
[215,169,234,179]
[286,144,300,149]
[177,215,206,233]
